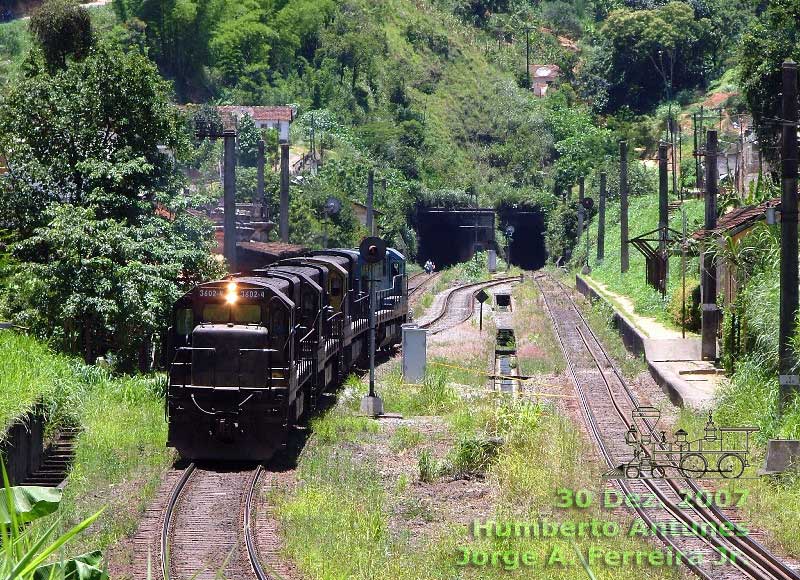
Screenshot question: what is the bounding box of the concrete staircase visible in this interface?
[22,428,78,488]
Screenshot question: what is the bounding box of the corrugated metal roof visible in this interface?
[692,197,780,240]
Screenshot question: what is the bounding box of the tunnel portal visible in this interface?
[416,208,495,268]
[500,207,548,270]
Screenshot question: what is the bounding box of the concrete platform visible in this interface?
[576,275,722,409]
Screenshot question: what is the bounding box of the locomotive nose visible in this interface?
[191,324,271,388]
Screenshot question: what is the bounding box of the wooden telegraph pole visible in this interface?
[597,172,606,262]
[701,130,719,361]
[620,141,630,273]
[780,60,799,410]
[577,176,585,242]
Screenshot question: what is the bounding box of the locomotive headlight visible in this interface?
[225,281,238,304]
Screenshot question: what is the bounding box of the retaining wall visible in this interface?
[575,275,645,357]
[1,411,45,485]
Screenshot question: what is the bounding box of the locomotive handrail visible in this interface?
[190,394,217,416]
[238,348,278,353]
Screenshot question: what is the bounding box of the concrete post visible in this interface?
[620,141,629,273]
[701,130,719,361]
[223,131,237,272]
[366,169,375,236]
[780,60,799,409]
[597,172,606,262]
[279,142,290,243]
[256,139,265,214]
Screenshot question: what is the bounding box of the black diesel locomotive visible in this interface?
[166,248,408,460]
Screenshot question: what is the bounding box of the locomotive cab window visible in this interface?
[202,304,261,324]
[270,307,289,335]
[176,308,193,336]
[330,276,343,297]
[301,291,316,317]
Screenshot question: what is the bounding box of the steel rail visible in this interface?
[533,274,711,579]
[419,276,519,334]
[573,323,766,579]
[160,462,196,580]
[550,274,800,580]
[409,271,441,299]
[161,463,274,580]
[538,273,799,580]
[245,465,271,579]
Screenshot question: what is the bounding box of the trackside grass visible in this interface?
[0,331,174,558]
[60,373,174,553]
[0,331,79,436]
[579,194,704,328]
[275,292,683,580]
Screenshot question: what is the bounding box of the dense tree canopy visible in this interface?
[739,0,800,152]
[0,41,220,368]
[29,0,93,72]
[590,2,714,111]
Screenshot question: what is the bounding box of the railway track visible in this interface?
[408,270,441,299]
[161,463,273,580]
[535,272,799,580]
[417,276,519,334]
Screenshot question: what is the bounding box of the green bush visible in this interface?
[417,449,438,483]
[444,434,499,478]
[667,277,701,331]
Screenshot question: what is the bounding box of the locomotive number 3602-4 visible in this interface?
[198,288,265,299]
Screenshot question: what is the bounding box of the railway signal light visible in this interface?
[359,236,386,264]
[359,236,387,418]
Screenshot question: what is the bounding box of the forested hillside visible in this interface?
[0,0,790,368]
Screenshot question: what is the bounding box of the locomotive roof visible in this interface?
[386,248,405,261]
[267,265,323,291]
[302,254,349,274]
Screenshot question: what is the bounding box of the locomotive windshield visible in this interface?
[202,304,262,324]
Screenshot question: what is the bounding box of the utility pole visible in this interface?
[779,60,799,411]
[693,112,700,192]
[577,176,585,242]
[658,142,669,247]
[279,142,290,243]
[525,26,531,89]
[620,141,630,273]
[223,129,237,272]
[701,130,719,361]
[698,105,705,191]
[597,172,606,262]
[659,142,670,295]
[366,169,375,236]
[256,139,266,215]
[670,115,678,200]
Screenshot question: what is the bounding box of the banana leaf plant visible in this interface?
[1,462,107,580]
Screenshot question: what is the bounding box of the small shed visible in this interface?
[529,64,561,97]
[692,198,780,307]
[351,201,382,232]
